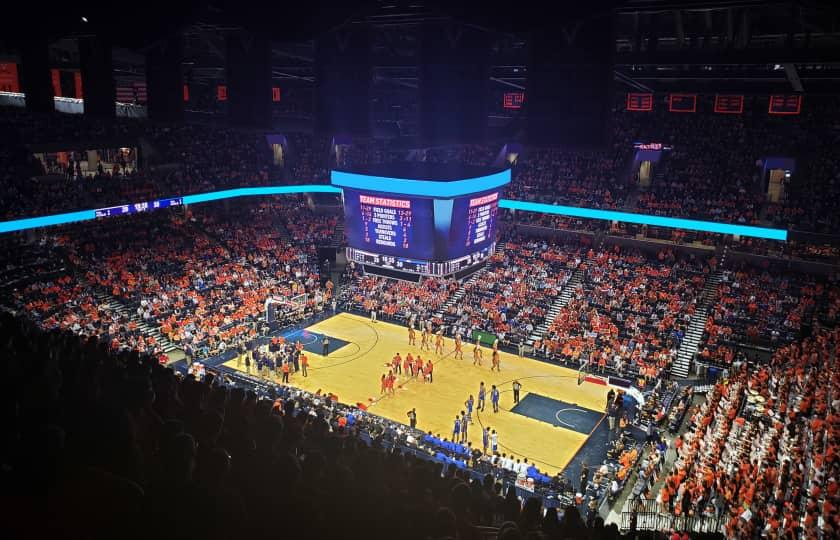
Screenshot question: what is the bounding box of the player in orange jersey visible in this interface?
[423,359,434,383]
[421,327,431,351]
[403,353,411,378]
[491,349,501,372]
[406,352,415,377]
[473,341,483,366]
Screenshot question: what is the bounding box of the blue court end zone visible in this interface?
[283,328,350,356]
[510,393,604,435]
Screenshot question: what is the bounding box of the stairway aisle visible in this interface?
[92,290,181,355]
[527,258,591,346]
[433,241,507,320]
[672,261,726,378]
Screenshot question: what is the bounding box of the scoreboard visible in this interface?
[345,190,435,260]
[451,192,499,253]
[343,188,500,266]
[337,166,509,277]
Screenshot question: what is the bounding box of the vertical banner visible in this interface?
[74,71,83,98]
[0,63,20,92]
[183,84,189,102]
[272,86,281,102]
[51,69,62,97]
[217,85,227,101]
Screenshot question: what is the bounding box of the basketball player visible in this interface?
[473,341,483,366]
[460,411,468,443]
[482,426,490,455]
[435,331,444,355]
[452,416,461,442]
[300,353,309,377]
[403,353,411,378]
[454,334,464,360]
[465,395,475,424]
[491,385,500,413]
[406,352,415,377]
[408,326,416,346]
[477,382,486,412]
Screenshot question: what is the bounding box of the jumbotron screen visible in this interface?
[344,190,436,259]
[343,188,499,262]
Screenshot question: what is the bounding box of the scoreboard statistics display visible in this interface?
[450,191,499,255]
[344,190,435,260]
[335,166,510,276]
[343,188,501,265]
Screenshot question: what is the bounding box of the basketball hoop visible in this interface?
[577,359,589,386]
[264,294,309,324]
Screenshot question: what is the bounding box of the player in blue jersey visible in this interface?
[491,385,500,413]
[477,382,486,412]
[452,415,461,441]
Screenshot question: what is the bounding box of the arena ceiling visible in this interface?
[3,0,840,106]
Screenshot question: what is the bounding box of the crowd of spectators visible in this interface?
[443,237,586,347]
[1,200,328,361]
[341,272,459,325]
[536,247,709,385]
[659,326,839,539]
[699,266,823,366]
[506,146,631,210]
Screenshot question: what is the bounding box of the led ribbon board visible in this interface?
[499,200,788,241]
[0,183,788,241]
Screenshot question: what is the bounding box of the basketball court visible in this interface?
[223,312,609,475]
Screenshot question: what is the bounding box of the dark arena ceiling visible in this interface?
[3,0,840,106]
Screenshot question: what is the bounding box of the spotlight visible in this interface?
[81,16,88,23]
